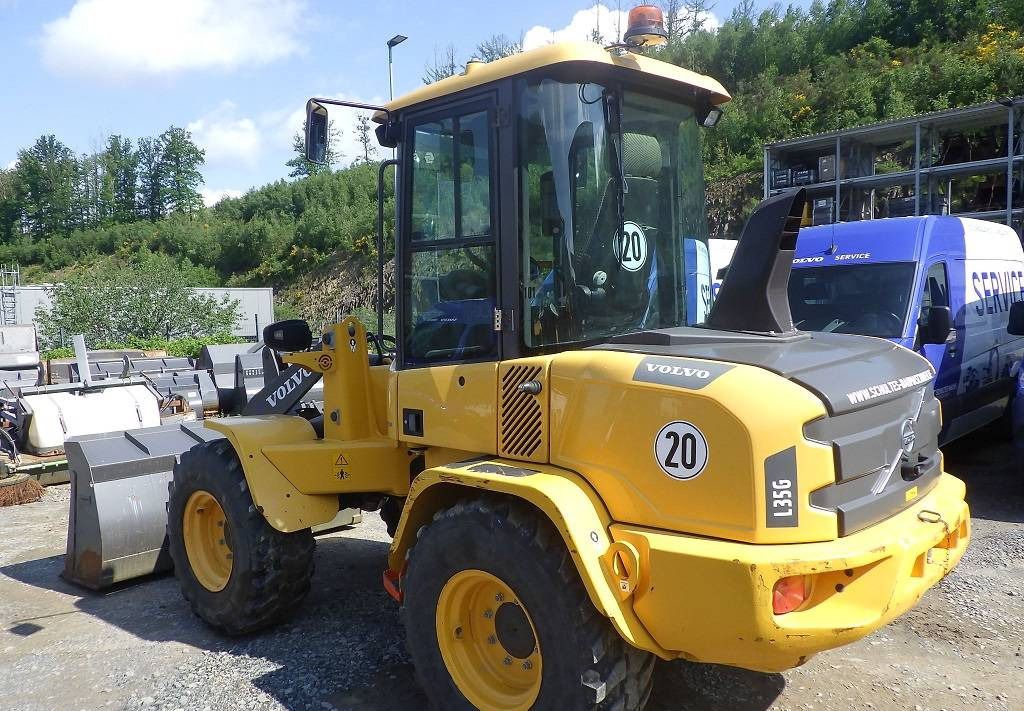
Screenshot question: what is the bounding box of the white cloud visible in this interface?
[523,3,719,50]
[188,101,263,167]
[4,159,16,171]
[260,105,307,154]
[524,4,628,49]
[40,0,305,81]
[201,187,244,206]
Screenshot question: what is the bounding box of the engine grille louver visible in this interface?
[499,365,544,459]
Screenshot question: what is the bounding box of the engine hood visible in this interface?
[591,327,934,417]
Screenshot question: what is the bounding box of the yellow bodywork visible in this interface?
[611,473,969,671]
[388,459,670,657]
[208,316,970,671]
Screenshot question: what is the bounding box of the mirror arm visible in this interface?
[308,97,393,124]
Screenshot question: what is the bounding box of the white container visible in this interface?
[23,384,161,455]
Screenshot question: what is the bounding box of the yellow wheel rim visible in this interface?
[183,490,233,592]
[436,570,542,711]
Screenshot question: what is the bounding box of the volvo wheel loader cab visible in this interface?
[168,9,970,711]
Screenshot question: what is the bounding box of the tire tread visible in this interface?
[403,496,654,711]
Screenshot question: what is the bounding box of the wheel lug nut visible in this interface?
[487,635,497,645]
[503,656,512,666]
[454,627,463,639]
[495,593,504,602]
[523,660,533,670]
[483,609,493,619]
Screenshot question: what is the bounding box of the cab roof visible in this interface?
[381,41,731,115]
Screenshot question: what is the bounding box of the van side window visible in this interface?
[919,262,949,330]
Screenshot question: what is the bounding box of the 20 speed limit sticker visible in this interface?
[614,221,648,273]
[654,421,708,480]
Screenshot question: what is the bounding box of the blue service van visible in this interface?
[789,216,1024,443]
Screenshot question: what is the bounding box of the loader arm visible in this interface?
[209,317,405,532]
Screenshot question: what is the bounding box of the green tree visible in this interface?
[35,251,238,348]
[0,166,19,242]
[159,126,205,218]
[286,119,341,177]
[14,135,78,240]
[354,114,377,164]
[473,34,522,61]
[423,44,459,83]
[137,136,165,221]
[102,135,138,224]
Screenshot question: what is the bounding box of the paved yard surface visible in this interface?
[1,430,1021,711]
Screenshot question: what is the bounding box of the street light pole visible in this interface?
[387,34,407,102]
[387,35,407,159]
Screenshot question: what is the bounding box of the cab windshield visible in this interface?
[519,78,710,349]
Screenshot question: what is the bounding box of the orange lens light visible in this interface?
[772,575,808,615]
[623,4,668,47]
[628,4,664,27]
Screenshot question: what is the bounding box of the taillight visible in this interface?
[772,575,808,615]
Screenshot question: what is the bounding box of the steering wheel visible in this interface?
[849,311,903,335]
[880,311,903,333]
[367,332,397,361]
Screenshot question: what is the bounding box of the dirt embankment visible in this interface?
[277,253,395,330]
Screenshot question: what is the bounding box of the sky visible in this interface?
[0,0,811,205]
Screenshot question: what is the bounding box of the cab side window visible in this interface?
[404,109,497,365]
[919,262,949,331]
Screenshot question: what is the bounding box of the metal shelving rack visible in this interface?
[0,264,19,326]
[763,97,1024,235]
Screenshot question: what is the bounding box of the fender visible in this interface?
[204,415,339,532]
[388,458,672,659]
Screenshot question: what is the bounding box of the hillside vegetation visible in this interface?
[0,0,1021,323]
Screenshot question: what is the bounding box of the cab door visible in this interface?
[395,94,502,454]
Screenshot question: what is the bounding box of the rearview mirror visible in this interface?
[305,100,328,163]
[1009,301,1024,335]
[919,305,953,345]
[263,319,313,352]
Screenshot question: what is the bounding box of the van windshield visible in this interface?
[788,262,917,338]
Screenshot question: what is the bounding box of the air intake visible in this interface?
[499,364,545,460]
[705,188,806,334]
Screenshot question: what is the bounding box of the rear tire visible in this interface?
[167,439,315,635]
[402,497,655,711]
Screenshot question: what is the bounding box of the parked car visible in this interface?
[788,216,1024,443]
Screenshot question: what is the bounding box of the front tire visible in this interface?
[403,497,655,711]
[167,440,315,635]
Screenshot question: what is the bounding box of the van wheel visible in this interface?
[402,497,655,711]
[167,440,315,635]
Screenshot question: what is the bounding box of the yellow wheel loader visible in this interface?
[167,9,970,710]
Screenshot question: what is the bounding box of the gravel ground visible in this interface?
[1,430,1022,711]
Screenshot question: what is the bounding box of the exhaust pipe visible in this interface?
[705,188,806,335]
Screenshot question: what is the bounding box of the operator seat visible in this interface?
[578,132,663,316]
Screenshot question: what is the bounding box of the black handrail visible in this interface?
[376,159,400,337]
